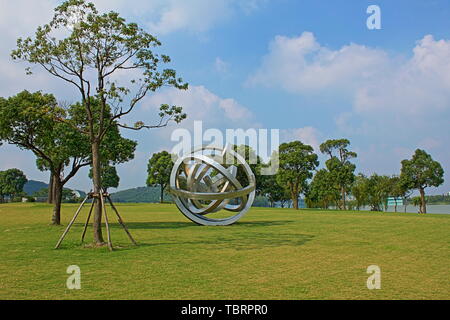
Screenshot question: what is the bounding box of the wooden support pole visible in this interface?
[81,198,95,244]
[106,195,138,246]
[55,195,89,249]
[99,190,113,251]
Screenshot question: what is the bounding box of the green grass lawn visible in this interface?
[0,203,448,300]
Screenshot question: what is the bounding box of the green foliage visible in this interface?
[89,165,120,191]
[0,169,28,201]
[306,169,340,209]
[277,141,319,209]
[11,0,187,136]
[400,149,444,191]
[147,151,174,203]
[411,196,422,207]
[424,194,450,205]
[319,139,357,210]
[259,173,290,207]
[400,149,444,213]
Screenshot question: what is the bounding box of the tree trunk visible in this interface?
[48,173,55,204]
[341,186,346,210]
[292,190,299,210]
[91,140,104,244]
[160,185,164,203]
[52,175,63,225]
[419,188,426,214]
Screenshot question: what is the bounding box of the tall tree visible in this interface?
[0,169,27,202]
[277,141,318,210]
[320,139,357,210]
[12,0,187,243]
[400,149,444,214]
[147,151,173,203]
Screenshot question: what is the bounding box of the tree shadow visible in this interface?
[94,220,296,230]
[71,220,312,251]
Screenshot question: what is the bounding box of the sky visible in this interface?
[0,0,449,195]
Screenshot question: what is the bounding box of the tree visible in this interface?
[147,151,174,203]
[307,169,340,209]
[378,175,394,212]
[233,145,264,194]
[389,176,411,213]
[320,139,357,210]
[259,174,288,208]
[89,164,120,192]
[12,0,187,243]
[0,90,88,223]
[351,174,368,210]
[0,91,136,225]
[0,169,27,202]
[277,141,318,210]
[400,149,444,214]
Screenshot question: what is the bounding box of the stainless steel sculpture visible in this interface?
[169,145,256,226]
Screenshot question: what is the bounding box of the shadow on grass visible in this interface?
[89,220,296,230]
[67,220,311,251]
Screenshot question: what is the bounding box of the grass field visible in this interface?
[0,203,448,300]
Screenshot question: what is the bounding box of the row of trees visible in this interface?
[146,139,445,214]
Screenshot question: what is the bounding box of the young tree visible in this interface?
[0,169,28,202]
[351,174,368,211]
[320,139,357,210]
[307,169,341,209]
[389,175,411,213]
[147,151,173,203]
[12,0,187,243]
[259,174,288,208]
[400,149,444,214]
[277,141,319,210]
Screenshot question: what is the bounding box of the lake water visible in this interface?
[362,205,450,215]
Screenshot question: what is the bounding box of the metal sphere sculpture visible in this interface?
[169,145,256,226]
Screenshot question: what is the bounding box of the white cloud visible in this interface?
[250,32,450,119]
[354,35,450,115]
[92,0,265,35]
[281,127,322,152]
[139,85,254,128]
[248,32,390,94]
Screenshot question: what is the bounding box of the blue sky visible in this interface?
[0,0,449,195]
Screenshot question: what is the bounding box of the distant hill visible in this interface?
[23,180,86,199]
[110,186,172,203]
[24,180,48,196]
